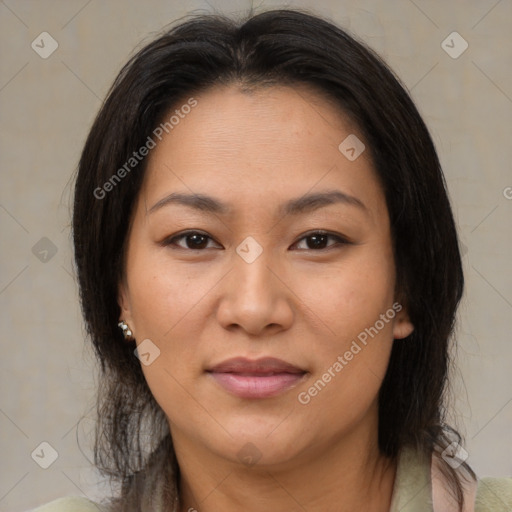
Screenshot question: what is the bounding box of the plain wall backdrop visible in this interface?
[0,0,511,510]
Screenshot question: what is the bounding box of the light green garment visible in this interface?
[30,448,512,512]
[389,447,512,512]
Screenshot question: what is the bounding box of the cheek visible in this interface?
[126,242,209,339]
[292,246,396,347]
[294,275,397,434]
[289,246,397,421]
[126,258,207,423]
[124,248,208,407]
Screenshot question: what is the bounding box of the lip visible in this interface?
[207,357,307,399]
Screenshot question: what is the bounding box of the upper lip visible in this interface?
[207,357,305,374]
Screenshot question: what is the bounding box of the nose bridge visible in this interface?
[233,233,273,287]
[232,241,277,307]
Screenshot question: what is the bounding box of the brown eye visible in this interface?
[304,233,330,250]
[293,231,349,251]
[183,233,210,249]
[163,231,220,250]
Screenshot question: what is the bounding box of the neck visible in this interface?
[173,422,396,512]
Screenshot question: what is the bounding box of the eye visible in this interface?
[162,230,350,252]
[292,230,350,251]
[162,231,221,250]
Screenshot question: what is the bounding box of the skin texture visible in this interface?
[118,84,414,512]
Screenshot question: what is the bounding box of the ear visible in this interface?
[118,280,135,338]
[392,304,414,340]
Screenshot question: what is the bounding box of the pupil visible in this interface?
[189,234,207,249]
[309,234,327,249]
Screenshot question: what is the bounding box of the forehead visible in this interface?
[155,83,360,159]
[140,84,384,220]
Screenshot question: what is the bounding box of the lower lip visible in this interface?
[208,372,306,399]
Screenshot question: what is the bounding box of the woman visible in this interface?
[32,8,511,512]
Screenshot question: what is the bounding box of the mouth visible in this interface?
[206,357,307,399]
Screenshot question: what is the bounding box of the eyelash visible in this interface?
[161,230,351,252]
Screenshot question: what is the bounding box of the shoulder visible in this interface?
[475,477,512,512]
[391,446,512,512]
[28,496,105,512]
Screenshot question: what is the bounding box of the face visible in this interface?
[119,84,414,470]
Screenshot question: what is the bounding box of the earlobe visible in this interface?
[393,310,414,340]
[118,281,135,340]
[118,281,131,318]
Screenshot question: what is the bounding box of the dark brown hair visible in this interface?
[73,8,473,511]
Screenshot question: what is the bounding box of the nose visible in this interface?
[215,249,294,337]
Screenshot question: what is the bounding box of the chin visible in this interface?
[204,415,310,467]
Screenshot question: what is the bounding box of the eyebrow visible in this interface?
[148,190,367,217]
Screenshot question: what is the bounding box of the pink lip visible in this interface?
[207,357,307,399]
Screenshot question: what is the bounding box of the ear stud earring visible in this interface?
[118,321,133,340]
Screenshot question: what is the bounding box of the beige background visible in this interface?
[0,0,511,510]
